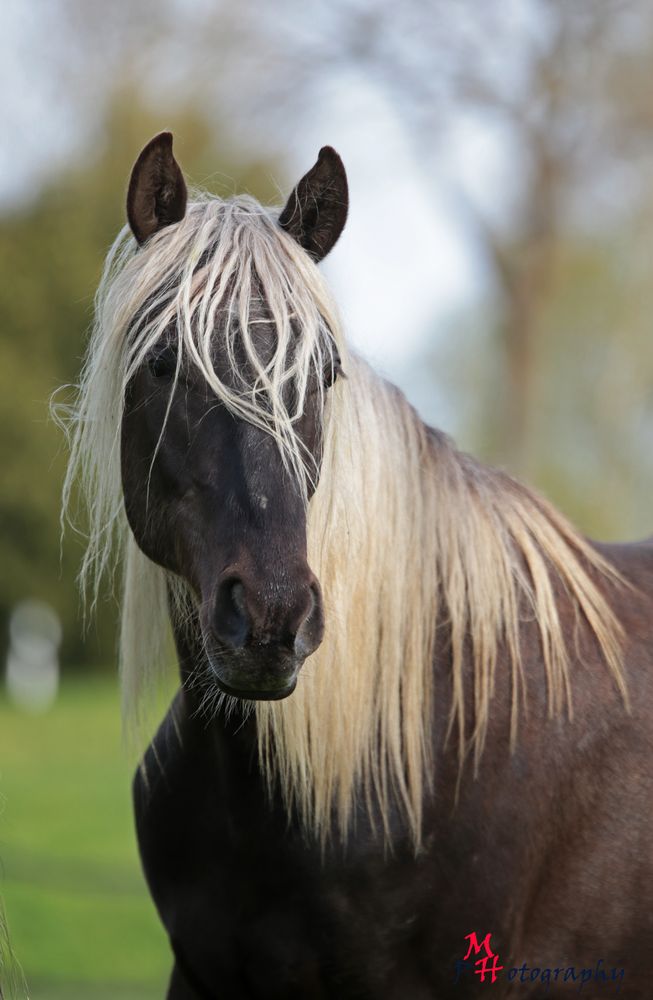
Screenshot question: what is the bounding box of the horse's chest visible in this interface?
[134,732,436,998]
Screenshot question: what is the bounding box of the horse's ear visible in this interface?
[279,146,348,262]
[127,132,187,245]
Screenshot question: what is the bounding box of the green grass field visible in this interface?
[0,676,171,998]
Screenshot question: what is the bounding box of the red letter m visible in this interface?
[463,932,495,960]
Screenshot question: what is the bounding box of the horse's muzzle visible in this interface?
[201,568,324,700]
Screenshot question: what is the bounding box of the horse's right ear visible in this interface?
[127,132,187,245]
[279,146,348,262]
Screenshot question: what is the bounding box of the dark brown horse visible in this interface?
[65,132,653,998]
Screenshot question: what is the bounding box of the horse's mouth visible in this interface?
[211,674,298,702]
[203,636,303,702]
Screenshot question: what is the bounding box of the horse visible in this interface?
[62,131,653,998]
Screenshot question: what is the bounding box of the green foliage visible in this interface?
[530,229,653,539]
[432,220,653,542]
[0,93,281,668]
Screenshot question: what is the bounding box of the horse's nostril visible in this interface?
[214,577,250,650]
[294,582,323,659]
[213,573,323,658]
[231,581,246,617]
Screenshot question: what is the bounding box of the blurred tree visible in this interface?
[199,0,653,537]
[438,215,653,539]
[0,89,280,668]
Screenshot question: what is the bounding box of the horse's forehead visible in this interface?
[210,301,286,376]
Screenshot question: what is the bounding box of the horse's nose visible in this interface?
[213,571,324,658]
[213,577,250,650]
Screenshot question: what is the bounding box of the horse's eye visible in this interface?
[147,346,177,379]
[324,355,342,389]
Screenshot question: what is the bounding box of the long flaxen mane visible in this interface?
[61,190,627,848]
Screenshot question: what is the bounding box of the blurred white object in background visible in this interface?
[6,599,61,712]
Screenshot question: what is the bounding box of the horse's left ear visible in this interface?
[127,132,187,245]
[279,146,348,262]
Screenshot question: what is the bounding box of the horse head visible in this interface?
[120,133,349,701]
